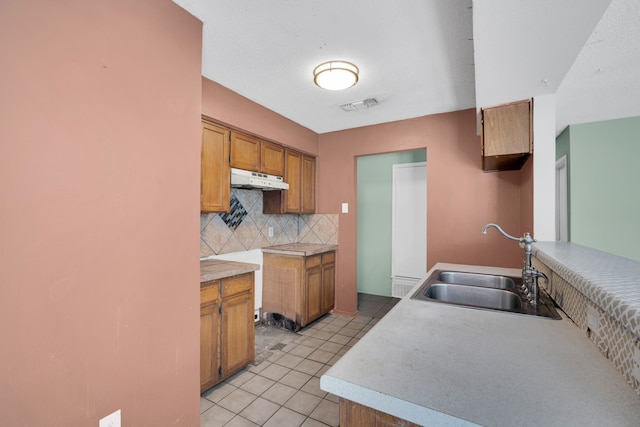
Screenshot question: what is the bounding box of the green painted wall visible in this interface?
[563,116,640,261]
[357,150,427,296]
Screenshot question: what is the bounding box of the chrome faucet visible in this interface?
[482,223,544,305]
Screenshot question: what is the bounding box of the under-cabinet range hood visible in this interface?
[230,168,289,191]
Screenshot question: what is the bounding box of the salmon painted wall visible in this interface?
[0,1,202,425]
[317,110,531,315]
[202,78,319,155]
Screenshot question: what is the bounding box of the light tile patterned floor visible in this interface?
[200,293,399,426]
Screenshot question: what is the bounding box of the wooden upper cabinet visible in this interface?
[481,99,532,171]
[284,150,303,213]
[231,131,286,177]
[301,154,316,213]
[230,131,260,172]
[263,149,316,214]
[201,120,230,213]
[261,140,285,176]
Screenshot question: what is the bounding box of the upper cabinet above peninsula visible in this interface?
[481,99,532,172]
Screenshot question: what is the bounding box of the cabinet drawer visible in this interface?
[201,282,220,305]
[322,251,335,264]
[306,254,322,268]
[223,273,253,297]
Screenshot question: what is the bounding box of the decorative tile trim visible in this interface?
[533,242,640,339]
[219,193,247,231]
[533,252,640,394]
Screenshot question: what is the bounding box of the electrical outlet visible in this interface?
[268,226,274,237]
[99,410,121,427]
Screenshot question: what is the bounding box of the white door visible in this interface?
[556,155,568,242]
[392,162,427,282]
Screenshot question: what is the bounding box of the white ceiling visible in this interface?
[174,0,640,136]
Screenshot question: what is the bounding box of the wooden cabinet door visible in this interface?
[200,302,220,392]
[340,398,421,427]
[301,155,316,213]
[321,253,335,314]
[261,140,285,176]
[201,121,230,213]
[482,99,532,157]
[230,131,260,172]
[305,265,323,325]
[262,149,316,214]
[284,150,302,213]
[200,282,221,392]
[221,291,254,377]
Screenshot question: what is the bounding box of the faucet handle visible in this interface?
[521,232,536,244]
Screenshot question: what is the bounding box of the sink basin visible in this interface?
[425,283,521,310]
[411,269,561,320]
[437,271,515,289]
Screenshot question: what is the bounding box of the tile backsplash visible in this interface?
[200,189,339,257]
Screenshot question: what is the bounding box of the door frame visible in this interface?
[555,155,568,241]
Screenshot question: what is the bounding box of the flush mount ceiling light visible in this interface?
[313,61,359,90]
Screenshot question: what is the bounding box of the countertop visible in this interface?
[200,259,260,284]
[320,263,640,426]
[262,243,338,256]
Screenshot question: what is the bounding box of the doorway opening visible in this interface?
[356,150,427,297]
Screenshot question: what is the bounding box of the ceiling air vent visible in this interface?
[340,98,379,112]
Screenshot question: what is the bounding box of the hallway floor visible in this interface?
[200,293,399,426]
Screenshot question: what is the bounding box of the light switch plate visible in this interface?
[341,203,348,213]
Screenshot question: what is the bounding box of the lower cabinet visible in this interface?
[263,251,335,330]
[339,398,420,427]
[200,272,255,393]
[200,283,221,390]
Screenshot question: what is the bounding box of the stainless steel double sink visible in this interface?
[411,270,561,320]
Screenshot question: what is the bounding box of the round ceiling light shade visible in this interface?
[313,61,359,90]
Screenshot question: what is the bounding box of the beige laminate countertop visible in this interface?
[321,263,640,426]
[200,259,260,284]
[262,243,338,256]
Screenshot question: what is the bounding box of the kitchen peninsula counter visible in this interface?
[200,259,260,284]
[262,242,337,256]
[321,263,640,426]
